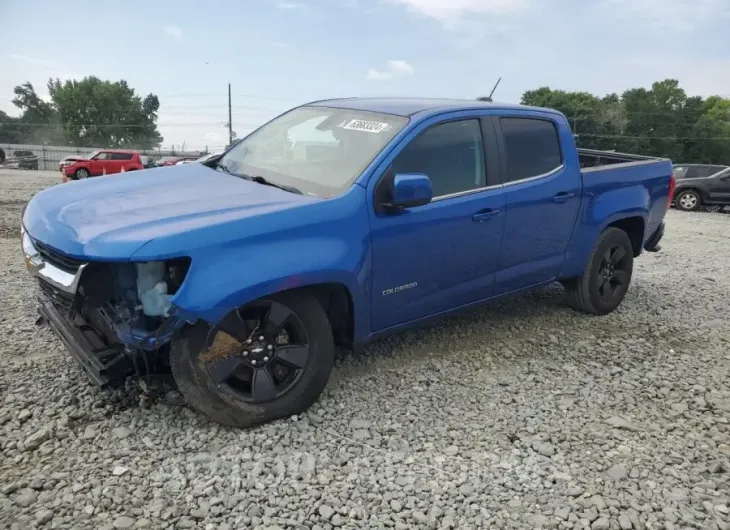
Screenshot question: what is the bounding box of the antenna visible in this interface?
[477,77,502,102]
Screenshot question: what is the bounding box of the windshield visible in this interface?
[87,150,100,159]
[217,106,408,197]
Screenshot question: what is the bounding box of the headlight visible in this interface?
[134,258,191,317]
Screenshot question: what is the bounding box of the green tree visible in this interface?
[0,110,24,144]
[8,82,62,144]
[521,79,730,164]
[47,76,162,149]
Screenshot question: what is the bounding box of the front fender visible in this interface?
[170,237,370,338]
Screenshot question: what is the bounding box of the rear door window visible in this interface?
[685,166,708,178]
[499,118,563,182]
[110,153,134,160]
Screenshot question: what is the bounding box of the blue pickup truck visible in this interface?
[21,98,674,427]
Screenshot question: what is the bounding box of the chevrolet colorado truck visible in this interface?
[21,98,674,427]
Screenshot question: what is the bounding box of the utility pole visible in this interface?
[228,83,233,146]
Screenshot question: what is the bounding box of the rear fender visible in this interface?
[169,239,371,342]
[559,185,649,279]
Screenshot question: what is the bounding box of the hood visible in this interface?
[23,164,317,259]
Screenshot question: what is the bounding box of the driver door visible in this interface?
[368,116,505,331]
[90,152,110,176]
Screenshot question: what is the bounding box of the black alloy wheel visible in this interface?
[170,290,335,428]
[564,227,634,315]
[203,300,310,403]
[595,244,631,306]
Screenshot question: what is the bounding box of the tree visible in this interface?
[521,79,730,164]
[8,82,61,144]
[0,110,24,144]
[47,76,162,149]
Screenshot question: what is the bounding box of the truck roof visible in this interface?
[306,97,560,118]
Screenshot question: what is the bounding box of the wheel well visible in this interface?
[674,187,701,200]
[292,283,354,348]
[608,216,644,256]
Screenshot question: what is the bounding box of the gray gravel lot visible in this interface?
[1,168,729,530]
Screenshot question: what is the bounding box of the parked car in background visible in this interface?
[2,150,39,170]
[61,149,144,180]
[672,164,730,211]
[12,150,39,170]
[160,156,199,167]
[21,97,673,427]
[195,152,222,164]
[140,155,158,169]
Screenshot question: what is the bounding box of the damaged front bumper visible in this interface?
[21,227,195,387]
[38,292,129,387]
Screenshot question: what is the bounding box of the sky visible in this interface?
[1,0,729,151]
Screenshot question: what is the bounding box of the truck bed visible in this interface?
[577,148,664,169]
[558,147,673,280]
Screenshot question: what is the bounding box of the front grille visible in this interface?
[33,240,85,274]
[38,279,76,314]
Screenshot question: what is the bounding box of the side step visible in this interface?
[38,294,130,388]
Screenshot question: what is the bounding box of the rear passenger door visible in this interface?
[111,152,133,171]
[492,114,582,294]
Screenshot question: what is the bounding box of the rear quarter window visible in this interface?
[500,117,562,182]
[684,166,707,178]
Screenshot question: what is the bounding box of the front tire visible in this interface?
[676,190,701,211]
[564,227,634,315]
[170,291,335,428]
[75,168,89,179]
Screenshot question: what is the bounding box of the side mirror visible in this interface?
[387,173,433,209]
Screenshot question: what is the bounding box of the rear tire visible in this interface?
[170,291,335,428]
[676,190,701,211]
[564,227,634,315]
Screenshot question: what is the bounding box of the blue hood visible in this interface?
[23,164,316,260]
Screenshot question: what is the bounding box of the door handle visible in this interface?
[552,191,576,203]
[472,209,501,222]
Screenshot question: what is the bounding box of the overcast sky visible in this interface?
[1,0,729,150]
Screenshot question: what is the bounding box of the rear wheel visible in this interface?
[676,190,701,211]
[704,204,722,213]
[75,168,89,179]
[564,227,634,315]
[170,291,335,428]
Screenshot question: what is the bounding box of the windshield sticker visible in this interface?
[340,119,390,134]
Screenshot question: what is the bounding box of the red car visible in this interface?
[61,149,144,181]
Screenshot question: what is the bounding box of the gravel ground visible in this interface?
[1,168,728,530]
